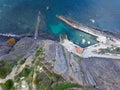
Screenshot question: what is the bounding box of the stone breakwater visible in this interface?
[56,15,120,41]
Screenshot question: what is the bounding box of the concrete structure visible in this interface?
[34,11,41,39]
[56,15,120,44]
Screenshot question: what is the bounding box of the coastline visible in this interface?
[0,32,58,42]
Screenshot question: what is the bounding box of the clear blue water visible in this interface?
[0,0,120,47]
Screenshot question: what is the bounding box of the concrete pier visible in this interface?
[56,15,102,37]
[34,11,41,39]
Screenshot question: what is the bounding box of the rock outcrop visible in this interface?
[0,37,35,61]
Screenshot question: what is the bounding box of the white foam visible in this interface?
[0,33,20,37]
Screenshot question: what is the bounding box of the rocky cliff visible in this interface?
[0,37,120,90]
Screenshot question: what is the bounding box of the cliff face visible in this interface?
[41,38,120,90]
[0,37,120,90]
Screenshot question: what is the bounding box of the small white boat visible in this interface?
[46,6,50,10]
[87,41,91,44]
[90,19,95,23]
[82,38,86,44]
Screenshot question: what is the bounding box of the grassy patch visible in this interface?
[33,66,64,90]
[19,60,25,65]
[0,79,14,90]
[53,83,93,90]
[32,47,43,64]
[14,65,34,90]
[43,67,64,82]
[15,66,34,82]
[60,34,67,41]
[33,71,52,90]
[69,76,73,81]
[35,48,43,57]
[0,61,15,79]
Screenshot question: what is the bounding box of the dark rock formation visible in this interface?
[0,37,34,61]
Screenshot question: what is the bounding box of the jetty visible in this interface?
[56,15,106,37]
[34,11,41,39]
[56,15,120,43]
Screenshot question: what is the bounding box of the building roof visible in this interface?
[76,47,83,54]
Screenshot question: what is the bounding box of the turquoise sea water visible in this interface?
[0,0,119,47]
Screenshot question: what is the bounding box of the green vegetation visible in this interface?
[33,66,64,90]
[35,48,43,57]
[32,47,44,64]
[43,67,64,82]
[54,83,82,90]
[54,83,93,90]
[0,61,14,79]
[19,60,25,65]
[34,57,44,67]
[10,46,91,90]
[34,71,52,90]
[60,34,67,41]
[44,62,52,65]
[32,47,92,90]
[69,76,73,81]
[15,66,34,82]
[14,65,34,90]
[0,79,14,90]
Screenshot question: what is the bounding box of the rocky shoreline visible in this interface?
[0,32,59,56]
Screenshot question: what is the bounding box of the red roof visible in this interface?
[76,47,83,54]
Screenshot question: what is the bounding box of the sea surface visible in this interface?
[0,0,120,47]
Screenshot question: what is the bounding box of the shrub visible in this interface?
[35,48,43,57]
[18,66,31,77]
[53,83,93,90]
[6,38,16,45]
[60,34,67,40]
[19,60,25,65]
[1,79,14,90]
[15,66,34,82]
[0,61,13,79]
